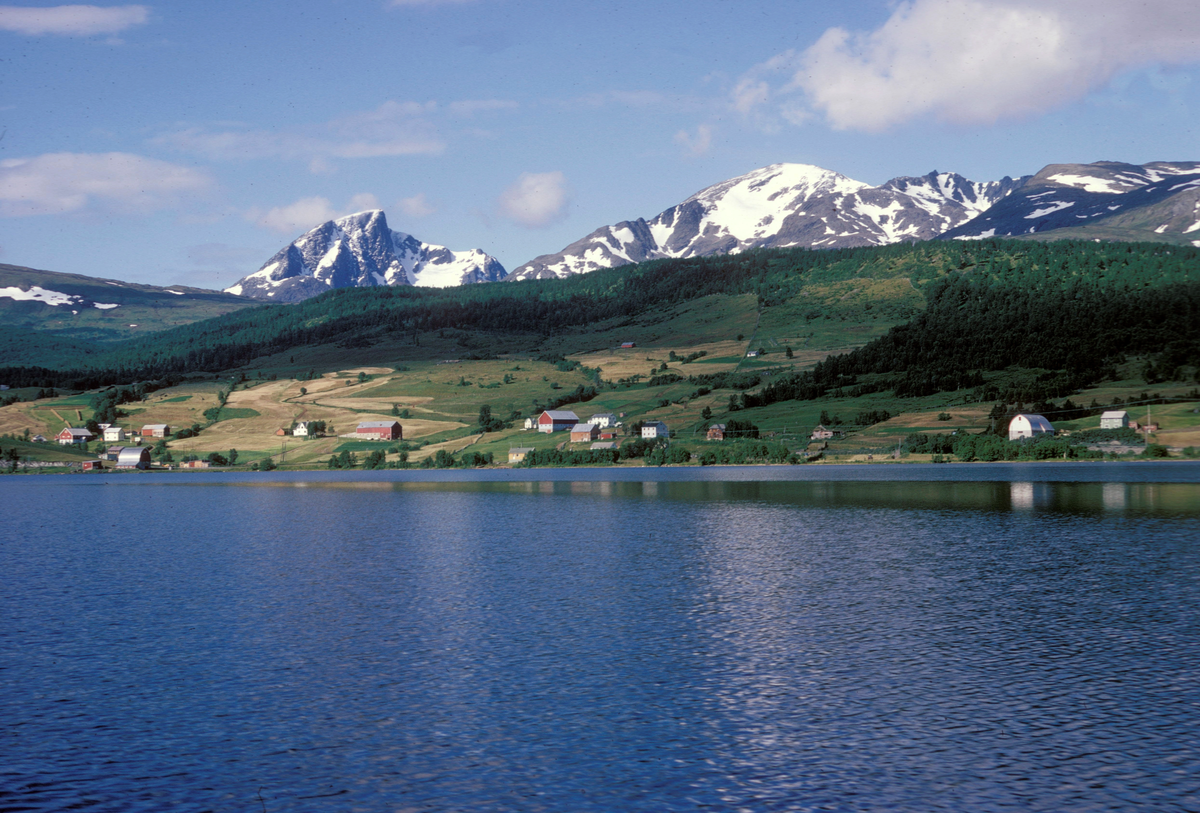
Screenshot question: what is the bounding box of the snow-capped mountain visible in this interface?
[941,161,1200,242]
[227,210,507,303]
[506,164,1026,281]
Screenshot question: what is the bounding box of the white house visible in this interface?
[1008,413,1054,441]
[588,413,617,428]
[523,417,535,430]
[293,421,309,437]
[103,426,126,443]
[1099,410,1129,430]
[641,421,669,440]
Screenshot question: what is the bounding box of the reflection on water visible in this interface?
[1,469,1198,812]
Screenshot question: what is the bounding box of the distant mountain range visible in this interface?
[506,163,1026,281]
[225,210,506,303]
[18,159,1194,310]
[940,160,1200,242]
[0,263,254,344]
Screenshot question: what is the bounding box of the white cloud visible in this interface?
[674,124,713,157]
[248,193,384,235]
[498,171,570,228]
[0,152,212,216]
[738,0,1200,132]
[346,192,381,212]
[397,193,435,217]
[447,99,518,116]
[0,4,147,36]
[155,100,445,163]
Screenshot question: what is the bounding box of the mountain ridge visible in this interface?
[506,163,1027,281]
[226,210,506,303]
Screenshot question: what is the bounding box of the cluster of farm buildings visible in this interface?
[42,407,1155,471]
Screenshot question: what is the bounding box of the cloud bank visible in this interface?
[498,171,570,228]
[156,101,446,166]
[739,0,1200,131]
[0,152,211,216]
[0,4,148,36]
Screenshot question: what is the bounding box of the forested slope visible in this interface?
[2,240,1197,396]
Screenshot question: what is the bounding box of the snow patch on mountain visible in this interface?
[942,161,1200,241]
[0,285,82,306]
[507,163,1024,281]
[226,210,506,303]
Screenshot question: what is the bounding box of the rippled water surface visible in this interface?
[3,464,1199,812]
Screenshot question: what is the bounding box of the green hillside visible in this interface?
[0,263,261,365]
[3,238,1198,430]
[3,238,1198,468]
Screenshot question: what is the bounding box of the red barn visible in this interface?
[537,410,579,433]
[356,421,402,440]
[56,427,93,445]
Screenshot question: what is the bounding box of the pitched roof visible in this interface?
[570,423,596,432]
[1100,410,1128,419]
[357,421,399,428]
[541,410,579,420]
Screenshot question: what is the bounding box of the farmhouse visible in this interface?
[293,422,310,436]
[103,426,126,443]
[707,423,727,441]
[641,421,669,440]
[1099,410,1129,429]
[811,424,836,441]
[356,421,402,440]
[537,410,579,433]
[745,350,759,358]
[56,427,93,445]
[1008,414,1054,441]
[116,447,152,469]
[142,424,170,438]
[179,460,210,469]
[508,447,534,464]
[523,417,535,430]
[588,413,617,428]
[570,423,600,443]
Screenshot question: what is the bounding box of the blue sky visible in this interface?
[2,0,1199,289]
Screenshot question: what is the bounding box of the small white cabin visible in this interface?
[1099,410,1129,430]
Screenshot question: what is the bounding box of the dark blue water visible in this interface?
[2,464,1199,812]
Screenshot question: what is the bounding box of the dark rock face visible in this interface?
[227,210,506,302]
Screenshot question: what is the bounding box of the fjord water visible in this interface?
[2,464,1199,812]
